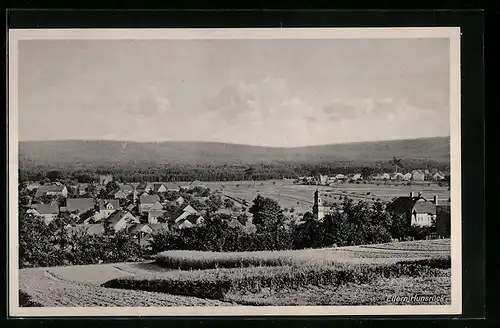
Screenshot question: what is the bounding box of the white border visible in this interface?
[8,27,462,317]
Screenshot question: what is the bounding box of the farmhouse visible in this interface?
[27,203,59,224]
[35,185,68,198]
[139,194,161,213]
[106,210,140,231]
[63,198,95,214]
[412,170,425,181]
[386,192,437,227]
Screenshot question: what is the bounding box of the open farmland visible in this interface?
[19,239,451,307]
[203,180,450,214]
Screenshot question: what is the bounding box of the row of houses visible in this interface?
[303,169,448,186]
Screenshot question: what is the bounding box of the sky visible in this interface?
[18,38,450,147]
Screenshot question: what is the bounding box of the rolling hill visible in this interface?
[18,137,450,169]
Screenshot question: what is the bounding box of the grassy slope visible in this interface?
[19,137,450,167]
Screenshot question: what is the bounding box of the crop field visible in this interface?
[19,239,451,307]
[156,239,450,270]
[203,180,450,214]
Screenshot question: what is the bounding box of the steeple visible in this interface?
[313,189,324,220]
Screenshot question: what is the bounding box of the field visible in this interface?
[19,239,451,307]
[203,180,450,214]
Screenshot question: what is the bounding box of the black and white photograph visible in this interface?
[8,28,461,316]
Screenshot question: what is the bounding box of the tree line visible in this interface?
[19,159,449,183]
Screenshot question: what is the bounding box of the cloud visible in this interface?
[124,87,171,118]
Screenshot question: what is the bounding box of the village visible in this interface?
[20,163,451,249]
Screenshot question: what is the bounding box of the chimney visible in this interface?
[434,195,438,205]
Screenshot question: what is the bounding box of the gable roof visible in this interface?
[120,184,135,192]
[106,210,137,225]
[412,199,437,215]
[387,196,437,215]
[165,182,181,190]
[66,198,94,213]
[412,170,424,175]
[139,194,160,204]
[31,203,59,215]
[129,223,153,234]
[99,199,121,211]
[153,183,166,191]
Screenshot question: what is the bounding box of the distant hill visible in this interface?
[19,137,450,169]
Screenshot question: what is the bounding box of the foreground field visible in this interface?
[19,265,231,307]
[156,239,450,270]
[19,239,451,307]
[204,180,450,214]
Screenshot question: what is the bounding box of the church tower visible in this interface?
[313,189,325,220]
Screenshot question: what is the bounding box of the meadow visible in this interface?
[203,180,450,214]
[19,239,451,307]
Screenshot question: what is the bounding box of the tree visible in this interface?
[249,195,284,232]
[105,180,120,194]
[223,198,235,210]
[46,170,63,182]
[206,194,223,216]
[361,167,374,180]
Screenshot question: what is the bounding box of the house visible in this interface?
[177,215,205,229]
[174,196,185,206]
[27,203,59,224]
[392,173,404,180]
[317,174,328,185]
[63,198,95,214]
[412,170,425,181]
[380,173,391,180]
[95,199,121,221]
[108,188,128,199]
[335,174,346,180]
[106,210,140,231]
[171,204,204,228]
[99,175,113,185]
[35,185,68,198]
[433,172,446,181]
[402,173,412,181]
[137,182,154,193]
[386,192,437,227]
[129,223,169,246]
[119,184,135,195]
[153,183,167,193]
[139,194,161,213]
[165,182,180,192]
[148,210,165,224]
[351,173,362,181]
